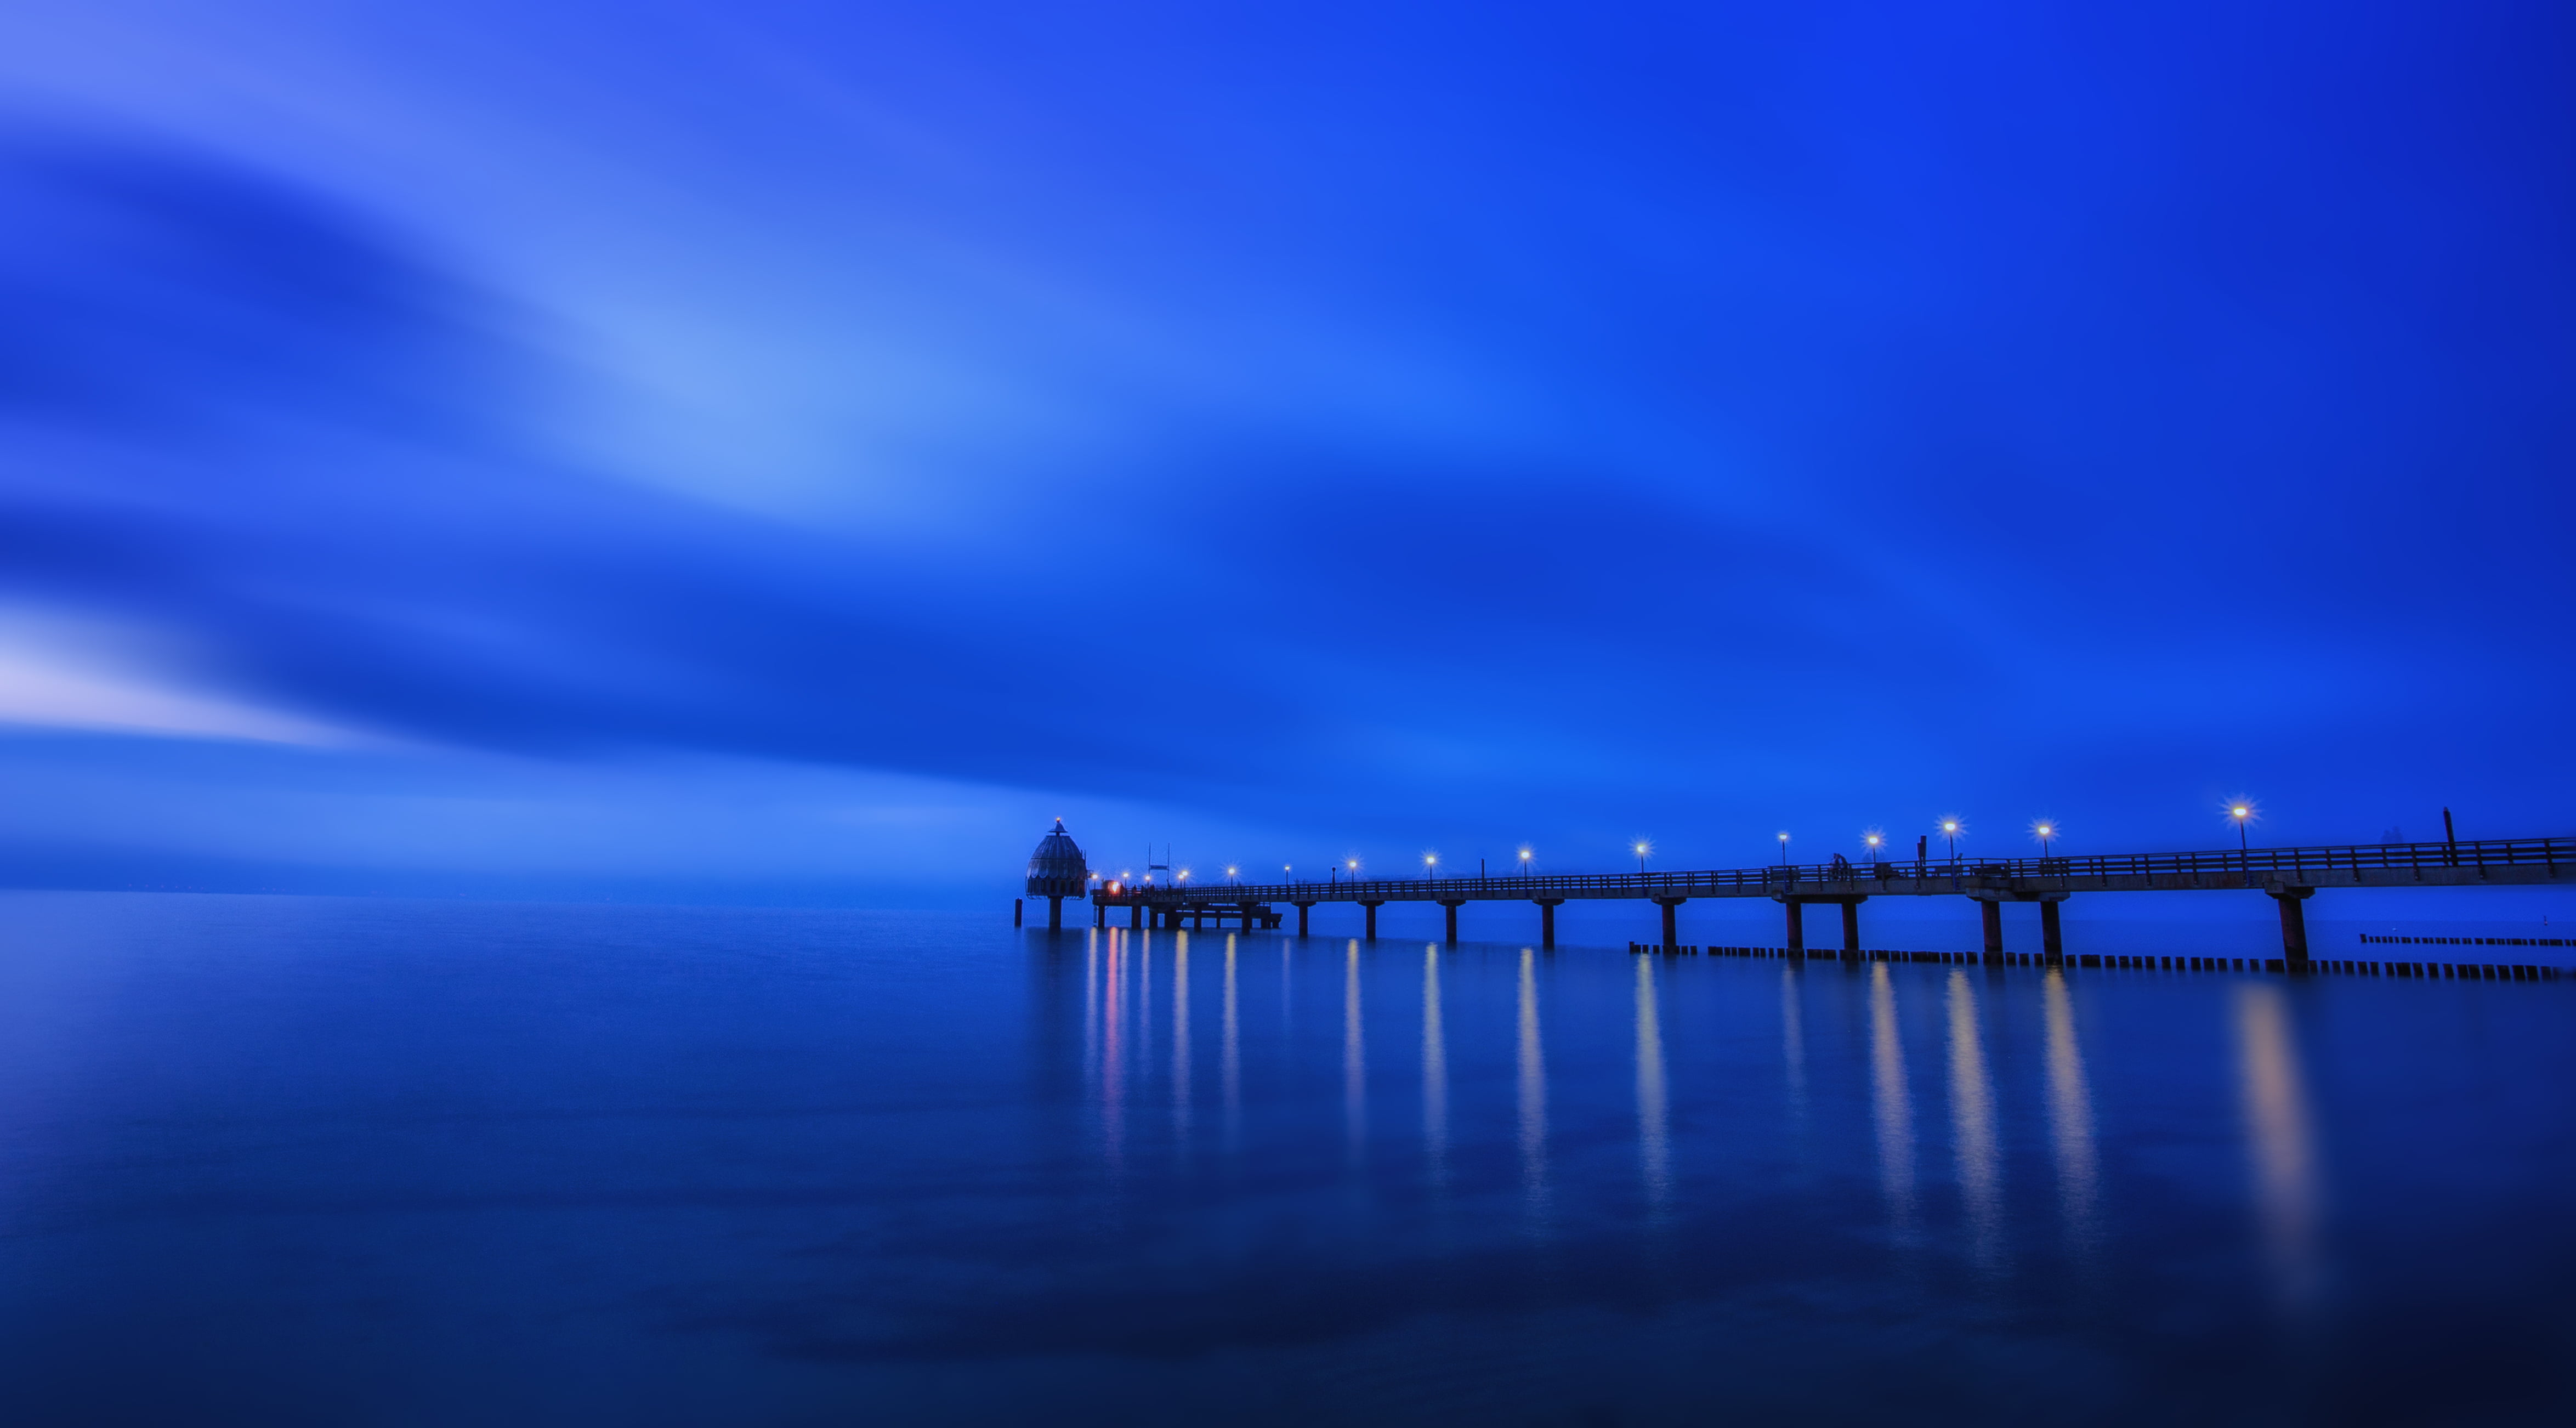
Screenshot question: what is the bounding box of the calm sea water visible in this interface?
[0,893,2569,1425]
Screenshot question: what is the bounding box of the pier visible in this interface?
[1083,834,2571,968]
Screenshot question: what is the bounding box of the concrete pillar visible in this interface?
[1979,898,2002,955]
[1442,901,1461,945]
[1129,904,1141,930]
[1784,899,1805,954]
[2039,898,2064,964]
[1537,899,1560,948]
[1363,902,1381,940]
[1048,896,1063,931]
[1094,900,1105,928]
[2271,887,2313,967]
[1014,898,1024,928]
[1840,899,1861,953]
[1296,902,1312,937]
[1659,899,1680,950]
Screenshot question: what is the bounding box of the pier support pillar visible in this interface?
[1014,898,1023,928]
[2039,898,2064,964]
[1095,900,1105,928]
[1048,896,1063,931]
[1979,898,2002,956]
[1784,899,1805,954]
[1841,899,1862,953]
[1129,904,1141,930]
[1536,899,1561,949]
[2269,886,2314,968]
[1655,898,1685,950]
[1295,902,1312,937]
[1440,900,1463,945]
[1361,901,1382,940]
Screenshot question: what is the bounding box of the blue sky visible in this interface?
[0,1,2569,904]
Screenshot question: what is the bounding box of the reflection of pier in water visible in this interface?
[1065,927,2353,1302]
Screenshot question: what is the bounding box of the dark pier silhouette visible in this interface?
[1068,832,2571,970]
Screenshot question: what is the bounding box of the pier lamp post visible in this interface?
[1225,865,1239,883]
[1424,853,1438,881]
[2034,822,2055,858]
[1635,842,1650,874]
[1518,847,1534,877]
[2231,804,2252,851]
[1940,819,1961,865]
[1778,832,1790,866]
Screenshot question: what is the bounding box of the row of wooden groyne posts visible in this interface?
[1625,941,2565,982]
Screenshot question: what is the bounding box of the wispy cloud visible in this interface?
[0,608,364,746]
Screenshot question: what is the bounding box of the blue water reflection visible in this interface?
[0,896,2569,1424]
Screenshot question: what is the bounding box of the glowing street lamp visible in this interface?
[1518,846,1534,875]
[1177,868,1190,883]
[1864,831,1883,857]
[1634,841,1651,874]
[1225,865,1239,883]
[1939,818,1963,864]
[2228,800,2257,852]
[1423,853,1439,881]
[1778,831,1791,865]
[2031,820,2057,858]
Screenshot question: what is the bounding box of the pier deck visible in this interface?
[1088,835,2570,965]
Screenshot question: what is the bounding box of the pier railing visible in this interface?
[1110,835,2571,905]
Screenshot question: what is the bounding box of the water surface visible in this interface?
[0,894,2568,1424]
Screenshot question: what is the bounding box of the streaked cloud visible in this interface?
[0,609,362,746]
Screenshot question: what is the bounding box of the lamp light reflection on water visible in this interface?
[1171,939,1191,1147]
[1634,956,1670,1210]
[1517,947,1550,1230]
[1421,945,1447,1188]
[1869,961,1917,1237]
[1101,936,1126,1171]
[1947,970,2004,1274]
[1222,936,1240,1153]
[1779,964,1807,1126]
[2236,982,2322,1314]
[2042,968,2102,1257]
[1344,940,1366,1165]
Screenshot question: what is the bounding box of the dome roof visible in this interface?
[1025,819,1090,897]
